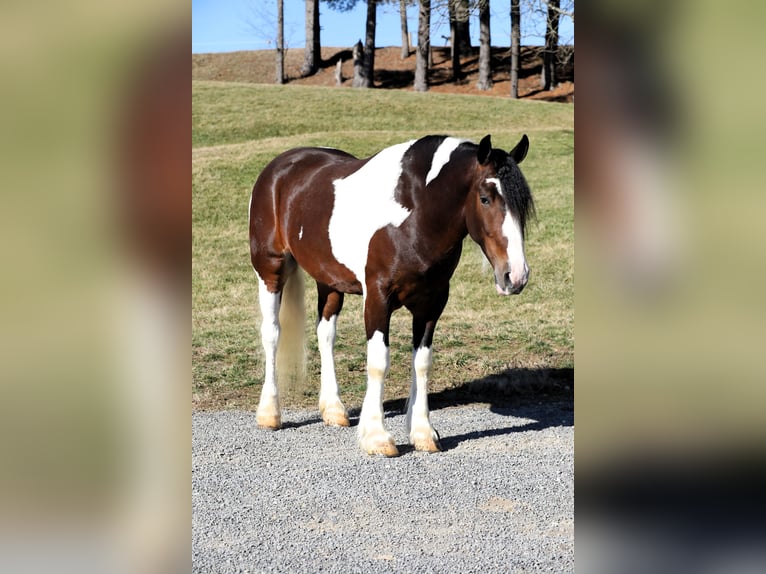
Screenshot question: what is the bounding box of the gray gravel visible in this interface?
[193,402,573,573]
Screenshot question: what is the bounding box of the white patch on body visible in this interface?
[298,226,304,240]
[425,137,466,186]
[487,177,528,287]
[328,141,415,293]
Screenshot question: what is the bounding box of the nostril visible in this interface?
[504,271,512,285]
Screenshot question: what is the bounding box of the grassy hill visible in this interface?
[192,81,573,410]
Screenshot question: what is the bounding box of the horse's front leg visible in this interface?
[406,294,449,452]
[357,290,398,457]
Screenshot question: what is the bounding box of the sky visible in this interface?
[192,0,574,54]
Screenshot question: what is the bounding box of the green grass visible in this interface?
[193,81,573,410]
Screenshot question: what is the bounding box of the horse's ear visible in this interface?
[477,135,492,165]
[510,134,529,164]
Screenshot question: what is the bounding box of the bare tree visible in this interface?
[510,0,520,98]
[446,0,463,83]
[541,0,560,90]
[520,1,574,90]
[362,0,378,87]
[476,0,492,90]
[243,0,290,84]
[399,0,411,59]
[301,0,321,76]
[453,0,471,57]
[414,0,431,91]
[276,0,285,84]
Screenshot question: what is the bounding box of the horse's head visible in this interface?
[466,134,535,296]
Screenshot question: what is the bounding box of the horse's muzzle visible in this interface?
[495,267,529,296]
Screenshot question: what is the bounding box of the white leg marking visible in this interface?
[358,331,397,456]
[425,137,467,185]
[328,141,415,293]
[256,275,281,428]
[407,346,441,452]
[317,316,349,426]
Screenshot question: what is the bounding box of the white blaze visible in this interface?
[425,137,466,186]
[328,141,415,293]
[487,177,527,285]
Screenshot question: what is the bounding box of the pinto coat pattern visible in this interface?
[249,134,534,456]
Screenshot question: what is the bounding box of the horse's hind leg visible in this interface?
[316,283,350,427]
[255,273,282,429]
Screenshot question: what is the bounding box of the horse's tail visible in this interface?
[276,266,306,398]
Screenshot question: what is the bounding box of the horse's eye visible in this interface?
[480,196,490,206]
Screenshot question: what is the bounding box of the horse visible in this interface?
[248,134,534,456]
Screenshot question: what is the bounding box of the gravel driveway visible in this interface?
[193,399,573,573]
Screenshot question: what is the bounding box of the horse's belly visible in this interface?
[289,237,363,295]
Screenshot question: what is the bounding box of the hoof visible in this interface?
[256,408,281,430]
[360,431,399,457]
[319,399,350,427]
[410,429,442,453]
[322,408,350,427]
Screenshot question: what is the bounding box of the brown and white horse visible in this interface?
[249,134,534,456]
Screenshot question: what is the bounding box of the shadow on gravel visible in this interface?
[339,368,572,450]
[435,367,573,450]
[376,367,574,451]
[281,416,323,429]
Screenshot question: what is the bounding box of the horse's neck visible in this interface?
[437,155,473,237]
[416,168,472,257]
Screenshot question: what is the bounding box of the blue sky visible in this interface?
[192,0,573,54]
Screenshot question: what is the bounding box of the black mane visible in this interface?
[493,151,536,237]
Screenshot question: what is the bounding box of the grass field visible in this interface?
[192,81,573,410]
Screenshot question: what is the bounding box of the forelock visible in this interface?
[494,155,535,236]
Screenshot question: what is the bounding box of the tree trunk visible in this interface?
[448,1,462,83]
[362,0,377,88]
[477,0,492,90]
[275,0,285,84]
[414,0,430,92]
[454,0,471,57]
[301,0,321,76]
[510,0,520,98]
[399,0,410,59]
[352,40,366,87]
[542,0,560,90]
[334,60,343,86]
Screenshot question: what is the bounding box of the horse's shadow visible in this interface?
[347,367,573,452]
